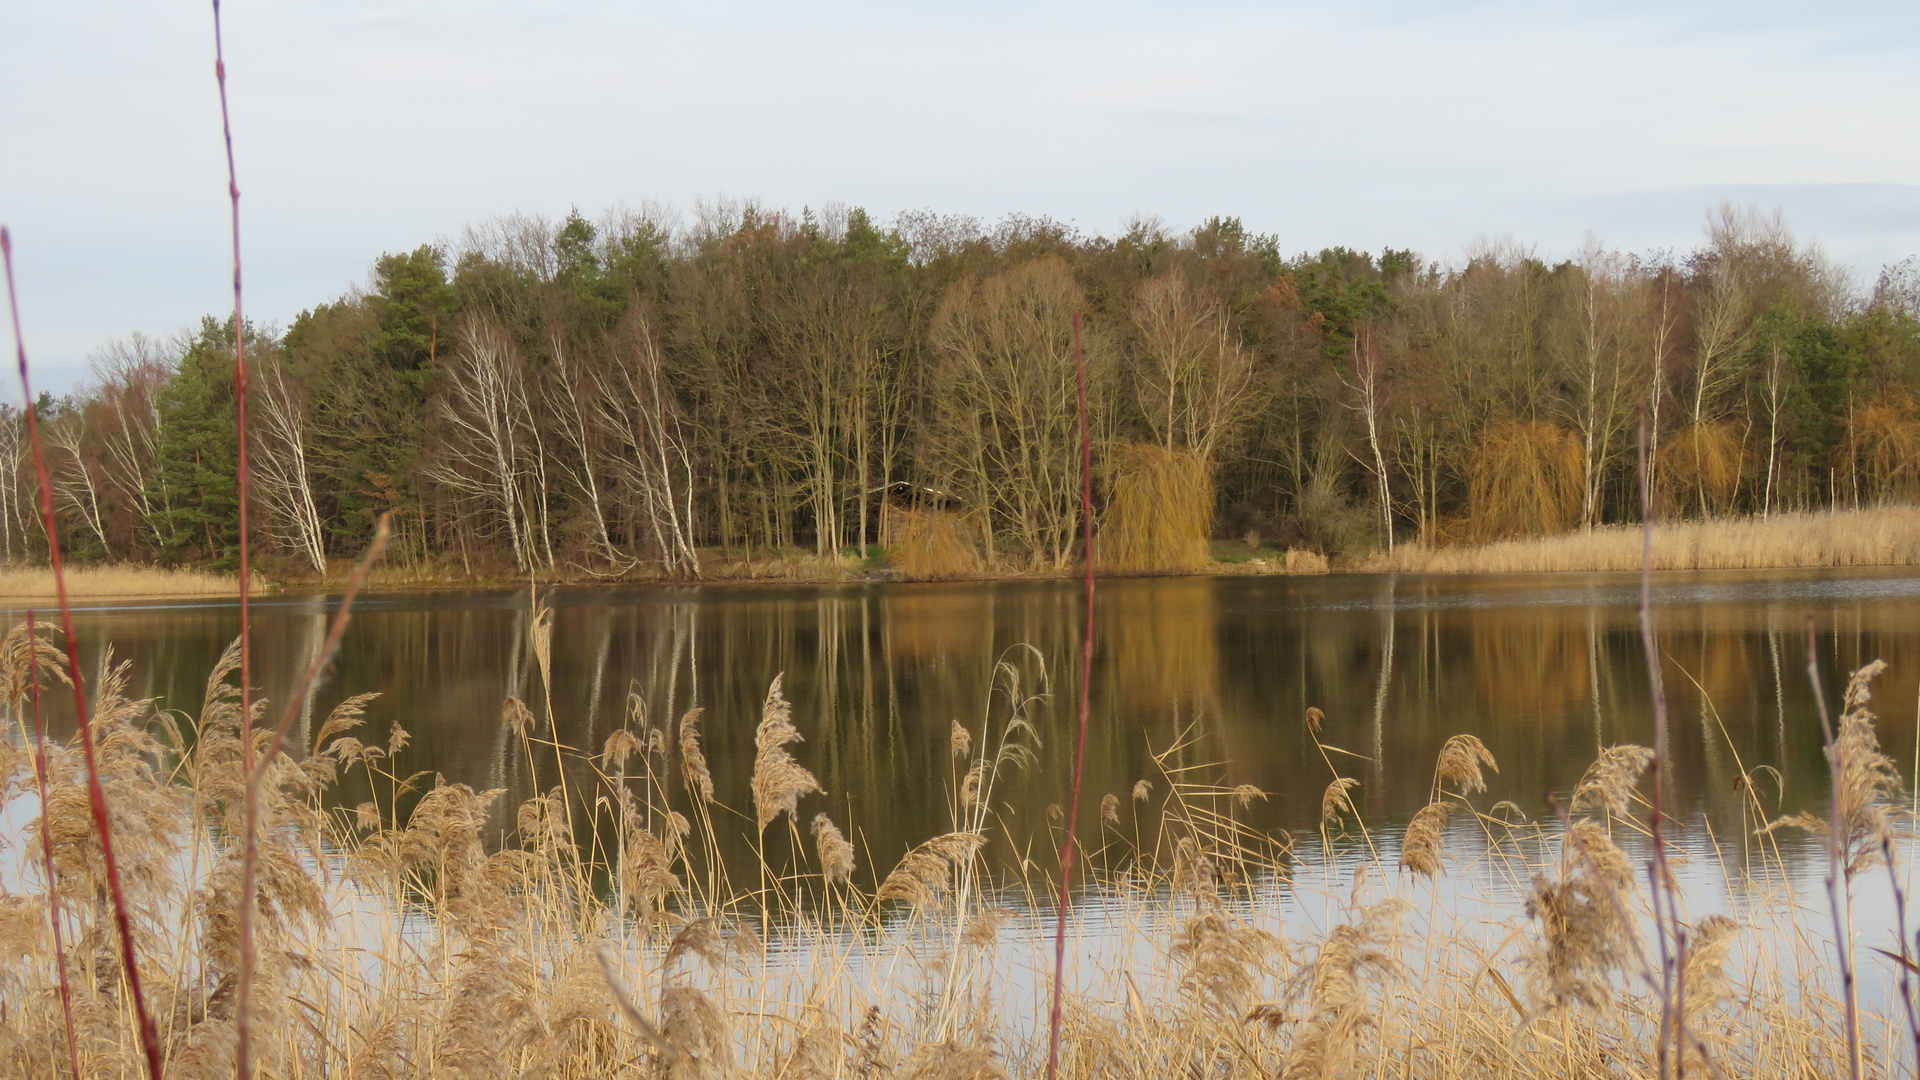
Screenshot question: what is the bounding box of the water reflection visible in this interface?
[14,569,1920,891]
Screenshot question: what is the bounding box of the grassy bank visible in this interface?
[0,564,253,601]
[1368,506,1920,574]
[0,618,1910,1078]
[7,505,1919,603]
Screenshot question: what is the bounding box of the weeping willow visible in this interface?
[1102,443,1211,573]
[1660,421,1746,517]
[1467,421,1584,540]
[1847,394,1920,502]
[887,507,986,580]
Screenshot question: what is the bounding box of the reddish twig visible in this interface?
[1046,310,1095,1080]
[206,4,264,1075]
[3,227,166,1079]
[27,609,83,1080]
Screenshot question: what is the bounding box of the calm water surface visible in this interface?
[18,568,1920,896]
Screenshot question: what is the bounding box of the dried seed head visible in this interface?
[1232,784,1267,809]
[1683,915,1741,1022]
[1435,734,1498,795]
[962,906,1008,949]
[960,761,983,810]
[502,696,535,737]
[1400,801,1450,876]
[752,674,823,830]
[877,831,986,912]
[950,720,971,758]
[665,917,728,972]
[1321,777,1360,828]
[1132,779,1153,802]
[1173,836,1219,900]
[354,801,381,832]
[1100,793,1120,824]
[1571,744,1654,818]
[601,727,644,772]
[679,707,713,803]
[1306,706,1326,735]
[812,812,856,886]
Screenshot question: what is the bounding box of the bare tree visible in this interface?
[1561,242,1643,529]
[252,351,328,575]
[1342,326,1394,552]
[596,308,701,578]
[0,407,23,561]
[46,407,111,555]
[1130,273,1263,464]
[88,333,175,546]
[927,258,1113,570]
[546,334,623,567]
[430,312,544,572]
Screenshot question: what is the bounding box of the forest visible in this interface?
[12,200,1920,580]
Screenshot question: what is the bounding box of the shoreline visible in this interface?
[6,505,1918,603]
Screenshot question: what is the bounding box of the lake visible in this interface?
[15,567,1920,899]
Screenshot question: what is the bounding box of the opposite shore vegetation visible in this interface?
[2,201,1917,589]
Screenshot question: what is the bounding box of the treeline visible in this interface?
[11,201,1920,578]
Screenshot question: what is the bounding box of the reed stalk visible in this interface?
[3,226,166,1080]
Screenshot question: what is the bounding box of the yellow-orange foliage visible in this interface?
[888,507,987,580]
[1659,421,1745,516]
[1101,443,1211,573]
[1847,393,1920,500]
[1466,421,1583,541]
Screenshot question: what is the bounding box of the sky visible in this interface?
[2,0,1917,391]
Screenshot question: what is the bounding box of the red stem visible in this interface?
[3,228,166,1079]
[28,609,83,1080]
[207,5,260,1076]
[1046,310,1094,1079]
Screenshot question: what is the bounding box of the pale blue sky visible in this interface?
[3,1,1917,390]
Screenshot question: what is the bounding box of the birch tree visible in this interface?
[252,352,329,574]
[430,312,542,572]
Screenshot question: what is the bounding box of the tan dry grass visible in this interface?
[0,564,253,599]
[0,621,1906,1080]
[1370,505,1920,573]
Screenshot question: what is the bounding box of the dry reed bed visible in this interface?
[0,565,252,601]
[1372,506,1920,574]
[0,619,1911,1079]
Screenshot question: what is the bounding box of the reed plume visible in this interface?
[812,813,856,886]
[678,707,713,803]
[1767,659,1904,875]
[1321,777,1360,829]
[1570,744,1654,818]
[1400,801,1450,877]
[877,832,987,913]
[1435,734,1498,795]
[1100,793,1120,824]
[1525,821,1636,1010]
[1277,899,1406,1080]
[750,675,822,831]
